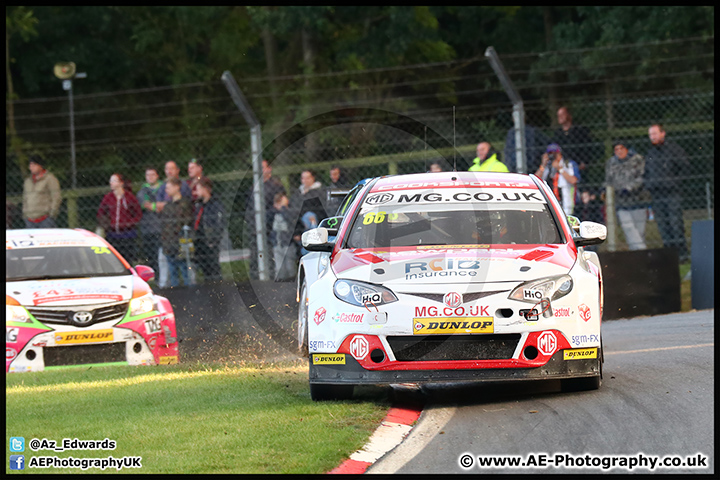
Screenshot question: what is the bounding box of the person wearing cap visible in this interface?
[605,140,650,250]
[536,143,581,215]
[468,142,509,172]
[22,155,62,228]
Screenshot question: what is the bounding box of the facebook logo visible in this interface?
[10,437,25,452]
[10,455,25,470]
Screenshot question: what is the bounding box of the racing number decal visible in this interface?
[362,212,398,224]
[144,318,162,335]
[91,246,112,254]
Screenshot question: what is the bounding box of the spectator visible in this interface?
[96,173,142,264]
[428,161,444,173]
[577,187,604,224]
[155,160,193,287]
[503,119,550,173]
[137,167,163,274]
[186,157,207,201]
[329,165,350,189]
[290,169,327,256]
[536,143,581,215]
[193,177,226,282]
[552,106,597,173]
[22,155,62,228]
[271,192,297,281]
[468,142,509,172]
[605,140,651,250]
[160,178,194,287]
[326,164,351,213]
[645,124,690,261]
[245,159,286,279]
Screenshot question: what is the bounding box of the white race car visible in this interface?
[298,171,606,401]
[6,228,179,373]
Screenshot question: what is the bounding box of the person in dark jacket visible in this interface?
[503,118,550,173]
[97,173,142,264]
[137,166,163,274]
[160,178,194,287]
[552,106,599,175]
[193,177,226,282]
[290,169,328,256]
[645,124,690,261]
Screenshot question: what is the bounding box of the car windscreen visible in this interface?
[346,202,561,249]
[6,246,130,281]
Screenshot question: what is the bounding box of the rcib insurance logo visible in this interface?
[537,331,557,356]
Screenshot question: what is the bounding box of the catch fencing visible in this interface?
[6,38,714,281]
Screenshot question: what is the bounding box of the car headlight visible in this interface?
[129,293,155,317]
[334,279,398,307]
[508,275,573,303]
[6,305,31,324]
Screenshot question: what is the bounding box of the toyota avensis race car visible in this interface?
[298,172,606,401]
[6,228,179,373]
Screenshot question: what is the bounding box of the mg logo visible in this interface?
[365,193,393,205]
[443,292,463,308]
[349,335,369,360]
[537,331,557,356]
[578,304,591,322]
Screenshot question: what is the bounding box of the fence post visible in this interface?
[66,191,78,228]
[605,186,617,252]
[221,71,269,281]
[388,161,398,176]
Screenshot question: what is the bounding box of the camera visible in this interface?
[548,152,557,161]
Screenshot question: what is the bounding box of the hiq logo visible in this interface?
[10,455,25,470]
[10,437,25,452]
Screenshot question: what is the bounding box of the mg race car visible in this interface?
[6,228,179,373]
[298,171,606,401]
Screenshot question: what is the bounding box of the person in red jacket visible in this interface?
[97,173,142,264]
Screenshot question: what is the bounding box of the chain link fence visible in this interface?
[6,39,714,282]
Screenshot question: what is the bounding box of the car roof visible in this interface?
[5,228,108,249]
[369,171,539,191]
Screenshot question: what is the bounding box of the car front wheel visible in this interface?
[298,279,309,357]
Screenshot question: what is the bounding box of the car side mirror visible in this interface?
[574,221,607,247]
[135,265,155,282]
[302,227,335,252]
[318,216,343,236]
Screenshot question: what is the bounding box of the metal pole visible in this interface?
[221,71,269,281]
[485,47,526,173]
[605,186,617,252]
[706,182,712,220]
[68,80,76,189]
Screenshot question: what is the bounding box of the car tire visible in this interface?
[298,279,309,357]
[310,383,354,401]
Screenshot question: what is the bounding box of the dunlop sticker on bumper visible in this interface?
[159,355,178,365]
[54,329,114,345]
[312,354,346,365]
[563,348,598,360]
[413,317,493,334]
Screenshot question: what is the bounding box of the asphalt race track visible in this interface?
[369,309,714,474]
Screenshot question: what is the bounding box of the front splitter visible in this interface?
[310,350,600,386]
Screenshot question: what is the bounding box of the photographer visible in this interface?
[536,143,581,215]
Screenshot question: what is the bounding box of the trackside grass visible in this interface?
[6,360,391,474]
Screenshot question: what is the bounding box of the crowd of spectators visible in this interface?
[11,109,692,283]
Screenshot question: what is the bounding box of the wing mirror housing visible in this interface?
[574,221,607,247]
[302,227,335,252]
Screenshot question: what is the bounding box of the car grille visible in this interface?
[43,343,127,367]
[27,302,129,327]
[387,334,521,362]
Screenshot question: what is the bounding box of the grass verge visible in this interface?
[6,360,391,474]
